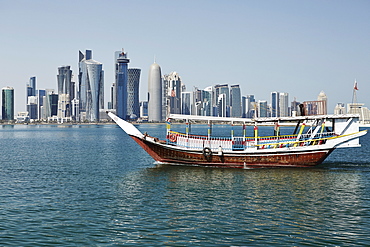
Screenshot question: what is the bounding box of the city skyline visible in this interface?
[1,1,370,114]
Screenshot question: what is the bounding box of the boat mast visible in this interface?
[352,79,358,104]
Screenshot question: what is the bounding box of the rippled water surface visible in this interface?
[1,124,370,246]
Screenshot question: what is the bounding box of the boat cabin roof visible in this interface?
[168,114,361,123]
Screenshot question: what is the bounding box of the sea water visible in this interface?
[0,124,369,246]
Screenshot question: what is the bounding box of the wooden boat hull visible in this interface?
[131,135,333,168]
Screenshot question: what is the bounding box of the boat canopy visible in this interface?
[168,114,361,123]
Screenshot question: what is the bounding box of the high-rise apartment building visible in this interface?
[2,87,14,121]
[230,85,241,117]
[78,50,104,122]
[115,50,130,119]
[127,68,141,119]
[148,62,162,122]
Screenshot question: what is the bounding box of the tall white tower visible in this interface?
[148,62,162,121]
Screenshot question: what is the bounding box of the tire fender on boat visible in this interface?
[203,147,212,159]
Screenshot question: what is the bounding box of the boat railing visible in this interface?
[167,131,336,151]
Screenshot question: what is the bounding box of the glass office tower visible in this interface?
[2,86,14,120]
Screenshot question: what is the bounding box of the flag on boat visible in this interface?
[354,80,358,90]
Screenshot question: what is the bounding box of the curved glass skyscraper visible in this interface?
[79,50,104,122]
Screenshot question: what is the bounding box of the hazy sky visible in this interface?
[1,0,369,114]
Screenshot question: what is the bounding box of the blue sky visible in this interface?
[1,0,369,114]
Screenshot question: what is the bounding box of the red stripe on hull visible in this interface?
[131,136,333,168]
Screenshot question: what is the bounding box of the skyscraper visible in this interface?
[27,76,36,98]
[246,95,255,118]
[127,68,141,119]
[242,96,247,118]
[181,91,192,115]
[217,93,227,117]
[115,50,130,119]
[203,86,213,116]
[258,100,268,117]
[162,72,182,117]
[26,76,37,118]
[148,62,162,122]
[37,89,45,120]
[271,91,279,117]
[279,92,289,117]
[317,91,327,115]
[214,84,230,116]
[78,50,104,122]
[230,85,241,117]
[2,87,14,121]
[57,66,72,118]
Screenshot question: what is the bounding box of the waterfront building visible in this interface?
[71,98,80,121]
[57,66,73,118]
[26,76,37,118]
[127,68,141,119]
[279,92,289,117]
[214,84,230,116]
[108,83,116,110]
[41,89,55,120]
[163,72,182,117]
[193,87,203,116]
[347,103,370,124]
[317,91,327,115]
[148,62,162,122]
[16,112,29,123]
[57,94,71,122]
[271,91,279,117]
[2,86,14,121]
[181,92,192,115]
[258,100,268,117]
[291,98,301,116]
[27,96,38,120]
[139,101,148,119]
[49,93,59,117]
[242,96,247,118]
[27,76,36,98]
[79,50,104,122]
[230,85,241,117]
[217,93,227,117]
[203,86,213,116]
[37,90,45,120]
[115,50,130,119]
[246,95,256,118]
[334,103,346,115]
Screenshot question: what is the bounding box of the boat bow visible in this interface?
[108,112,144,138]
